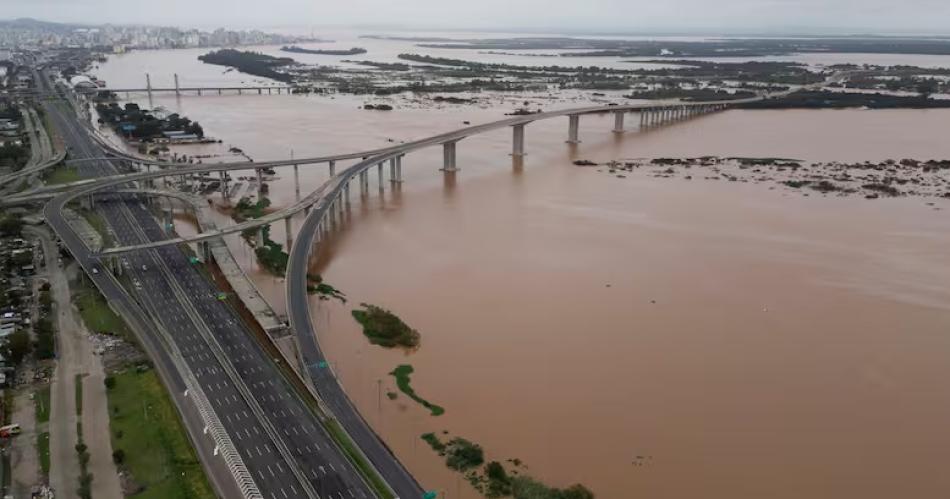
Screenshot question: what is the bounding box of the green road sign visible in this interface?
[189,256,199,264]
[423,492,438,499]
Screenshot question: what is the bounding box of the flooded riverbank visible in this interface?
[92,45,950,498]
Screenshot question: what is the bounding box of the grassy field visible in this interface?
[72,279,129,338]
[75,375,83,416]
[44,166,82,185]
[78,209,114,247]
[34,385,51,424]
[38,431,50,475]
[326,420,395,499]
[35,385,52,476]
[106,369,215,499]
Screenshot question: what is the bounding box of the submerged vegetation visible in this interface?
[351,303,420,348]
[233,197,289,275]
[281,46,367,56]
[420,431,594,498]
[740,90,950,109]
[389,364,444,416]
[306,274,347,303]
[198,49,295,82]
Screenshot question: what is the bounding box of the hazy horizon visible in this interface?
[6,0,950,36]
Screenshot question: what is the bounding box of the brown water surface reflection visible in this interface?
[169,103,950,498]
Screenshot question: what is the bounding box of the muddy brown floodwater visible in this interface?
[102,76,950,497]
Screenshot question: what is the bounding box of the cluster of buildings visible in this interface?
[0,18,314,52]
[0,235,38,384]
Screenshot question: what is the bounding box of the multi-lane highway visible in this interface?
[39,76,388,499]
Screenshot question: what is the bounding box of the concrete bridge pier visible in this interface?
[110,256,122,277]
[255,227,265,247]
[174,73,180,96]
[199,241,212,262]
[256,168,265,200]
[329,160,336,176]
[238,89,243,95]
[197,89,202,96]
[163,209,173,235]
[359,171,368,196]
[145,73,153,100]
[220,170,228,200]
[377,162,384,190]
[285,217,293,250]
[442,141,460,172]
[395,155,404,182]
[344,180,351,204]
[512,123,527,156]
[567,115,581,143]
[258,88,262,95]
[613,111,625,133]
[218,88,222,95]
[293,164,300,201]
[389,158,397,182]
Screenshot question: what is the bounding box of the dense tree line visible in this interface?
[198,49,295,83]
[96,102,204,140]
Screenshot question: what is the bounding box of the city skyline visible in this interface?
[6,0,950,35]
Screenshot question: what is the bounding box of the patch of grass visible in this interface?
[37,432,50,475]
[510,476,595,499]
[72,278,130,338]
[326,420,395,499]
[44,165,82,185]
[444,437,484,471]
[35,385,51,424]
[78,209,113,247]
[389,365,444,416]
[352,304,420,349]
[106,369,215,499]
[75,374,83,416]
[306,274,347,303]
[421,432,446,453]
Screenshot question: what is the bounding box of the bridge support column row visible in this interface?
[377,162,384,190]
[442,141,459,172]
[512,124,526,156]
[567,115,580,144]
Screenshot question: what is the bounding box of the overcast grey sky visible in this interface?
[4,0,950,34]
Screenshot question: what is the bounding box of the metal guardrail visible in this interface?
[89,252,266,499]
[115,201,322,499]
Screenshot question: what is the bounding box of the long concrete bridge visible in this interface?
[36,70,842,498]
[40,97,745,258]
